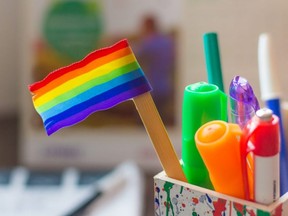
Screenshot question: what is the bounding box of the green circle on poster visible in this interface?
[43,1,103,61]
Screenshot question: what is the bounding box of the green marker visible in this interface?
[203,32,225,92]
[182,82,227,189]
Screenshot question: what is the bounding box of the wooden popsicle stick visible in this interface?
[133,92,187,182]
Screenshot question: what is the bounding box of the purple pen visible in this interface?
[229,76,260,128]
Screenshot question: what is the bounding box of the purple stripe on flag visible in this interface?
[46,84,151,135]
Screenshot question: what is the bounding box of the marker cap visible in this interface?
[252,109,280,157]
[182,82,227,189]
[203,32,224,92]
[195,120,245,199]
[229,76,260,128]
[258,33,282,100]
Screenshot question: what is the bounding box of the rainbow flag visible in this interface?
[29,39,152,135]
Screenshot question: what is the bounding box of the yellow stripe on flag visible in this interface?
[33,54,136,107]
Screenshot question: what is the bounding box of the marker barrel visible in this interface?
[254,109,280,204]
[241,108,280,204]
[254,154,280,204]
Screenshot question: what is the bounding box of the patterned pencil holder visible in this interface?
[154,171,288,216]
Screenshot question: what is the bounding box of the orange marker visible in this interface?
[195,120,245,199]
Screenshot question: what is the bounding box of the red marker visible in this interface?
[241,108,280,204]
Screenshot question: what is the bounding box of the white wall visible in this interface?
[0,1,18,115]
[2,0,288,116]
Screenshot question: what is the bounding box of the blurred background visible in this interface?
[1,0,288,215]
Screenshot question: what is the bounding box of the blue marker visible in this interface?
[258,33,288,195]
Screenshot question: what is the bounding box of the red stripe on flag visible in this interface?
[29,39,129,93]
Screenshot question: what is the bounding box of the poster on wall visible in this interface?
[21,0,181,169]
[31,0,177,133]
